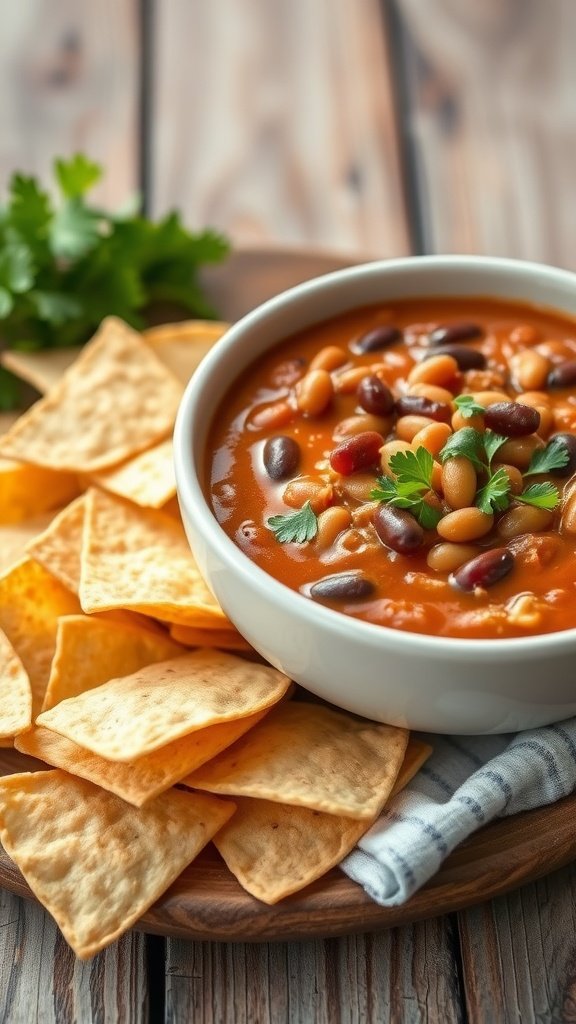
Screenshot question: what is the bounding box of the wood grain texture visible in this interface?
[395,0,576,265]
[0,0,139,205]
[0,888,150,1023]
[151,0,410,256]
[165,919,464,1024]
[458,863,576,1023]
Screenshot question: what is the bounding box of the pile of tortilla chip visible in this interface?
[0,317,432,959]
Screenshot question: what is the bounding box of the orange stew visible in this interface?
[207,296,576,639]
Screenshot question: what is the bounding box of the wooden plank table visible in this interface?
[0,0,575,1020]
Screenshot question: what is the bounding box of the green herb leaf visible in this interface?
[524,436,571,476]
[0,156,229,360]
[454,394,485,418]
[482,430,508,469]
[417,501,443,529]
[267,501,318,544]
[475,467,511,515]
[439,427,485,470]
[54,154,102,199]
[388,446,434,492]
[515,482,560,511]
[370,475,398,503]
[0,366,22,411]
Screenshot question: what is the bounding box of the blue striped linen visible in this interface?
[340,720,576,906]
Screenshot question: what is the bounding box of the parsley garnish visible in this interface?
[267,501,318,543]
[524,436,571,476]
[0,155,230,407]
[454,394,486,419]
[439,427,485,470]
[475,467,511,515]
[371,447,442,528]
[515,482,560,511]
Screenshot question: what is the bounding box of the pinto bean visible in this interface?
[436,507,494,542]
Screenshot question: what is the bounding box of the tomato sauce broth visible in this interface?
[206,296,576,639]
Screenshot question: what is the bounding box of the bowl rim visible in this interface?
[174,253,576,660]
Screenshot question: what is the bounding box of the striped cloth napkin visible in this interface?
[341,719,576,906]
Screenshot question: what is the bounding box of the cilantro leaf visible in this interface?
[524,436,571,476]
[515,483,560,511]
[454,394,485,418]
[0,154,229,407]
[388,447,434,491]
[267,501,318,543]
[54,154,102,199]
[439,427,485,470]
[482,431,508,468]
[475,467,511,515]
[370,448,442,529]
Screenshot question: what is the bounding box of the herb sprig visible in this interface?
[0,154,230,407]
[267,501,318,543]
[371,448,442,528]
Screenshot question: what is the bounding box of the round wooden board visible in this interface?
[3,246,576,942]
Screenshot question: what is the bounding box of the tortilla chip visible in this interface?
[0,559,80,716]
[0,458,79,525]
[37,649,292,761]
[42,614,185,711]
[168,622,252,651]
[1,348,82,394]
[142,320,229,383]
[0,513,56,575]
[214,798,371,904]
[0,629,32,736]
[88,439,176,508]
[390,737,433,797]
[79,489,229,627]
[184,702,409,820]
[0,317,183,473]
[0,413,19,435]
[16,708,268,806]
[0,770,235,959]
[25,494,86,594]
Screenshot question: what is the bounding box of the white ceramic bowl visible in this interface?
[174,255,576,734]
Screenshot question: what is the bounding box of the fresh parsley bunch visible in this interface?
[0,154,229,408]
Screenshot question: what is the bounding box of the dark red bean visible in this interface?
[451,547,514,592]
[547,433,576,477]
[428,323,483,347]
[423,345,487,370]
[373,505,424,554]
[395,394,452,424]
[357,375,395,416]
[547,360,576,389]
[329,431,384,475]
[310,571,375,602]
[350,325,401,354]
[483,401,540,436]
[263,435,301,480]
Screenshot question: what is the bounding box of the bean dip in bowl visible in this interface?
[174,255,576,733]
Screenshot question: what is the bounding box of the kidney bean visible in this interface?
[262,435,301,480]
[329,431,384,475]
[373,505,424,554]
[483,401,540,436]
[357,375,395,416]
[451,547,515,591]
[351,325,401,354]
[310,571,375,602]
[548,433,576,476]
[428,323,483,347]
[547,360,576,389]
[269,358,306,387]
[395,394,452,423]
[424,345,486,370]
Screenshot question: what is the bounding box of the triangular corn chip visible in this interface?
[1,347,81,394]
[25,494,87,594]
[79,489,228,627]
[0,317,183,472]
[0,770,235,958]
[0,629,32,736]
[142,320,228,383]
[87,439,176,508]
[184,702,409,819]
[0,513,56,575]
[37,649,292,761]
[168,622,252,651]
[0,458,78,525]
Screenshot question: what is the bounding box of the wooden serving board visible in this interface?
[3,248,575,943]
[1,747,575,942]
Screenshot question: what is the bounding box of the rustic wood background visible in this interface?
[1,0,576,1021]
